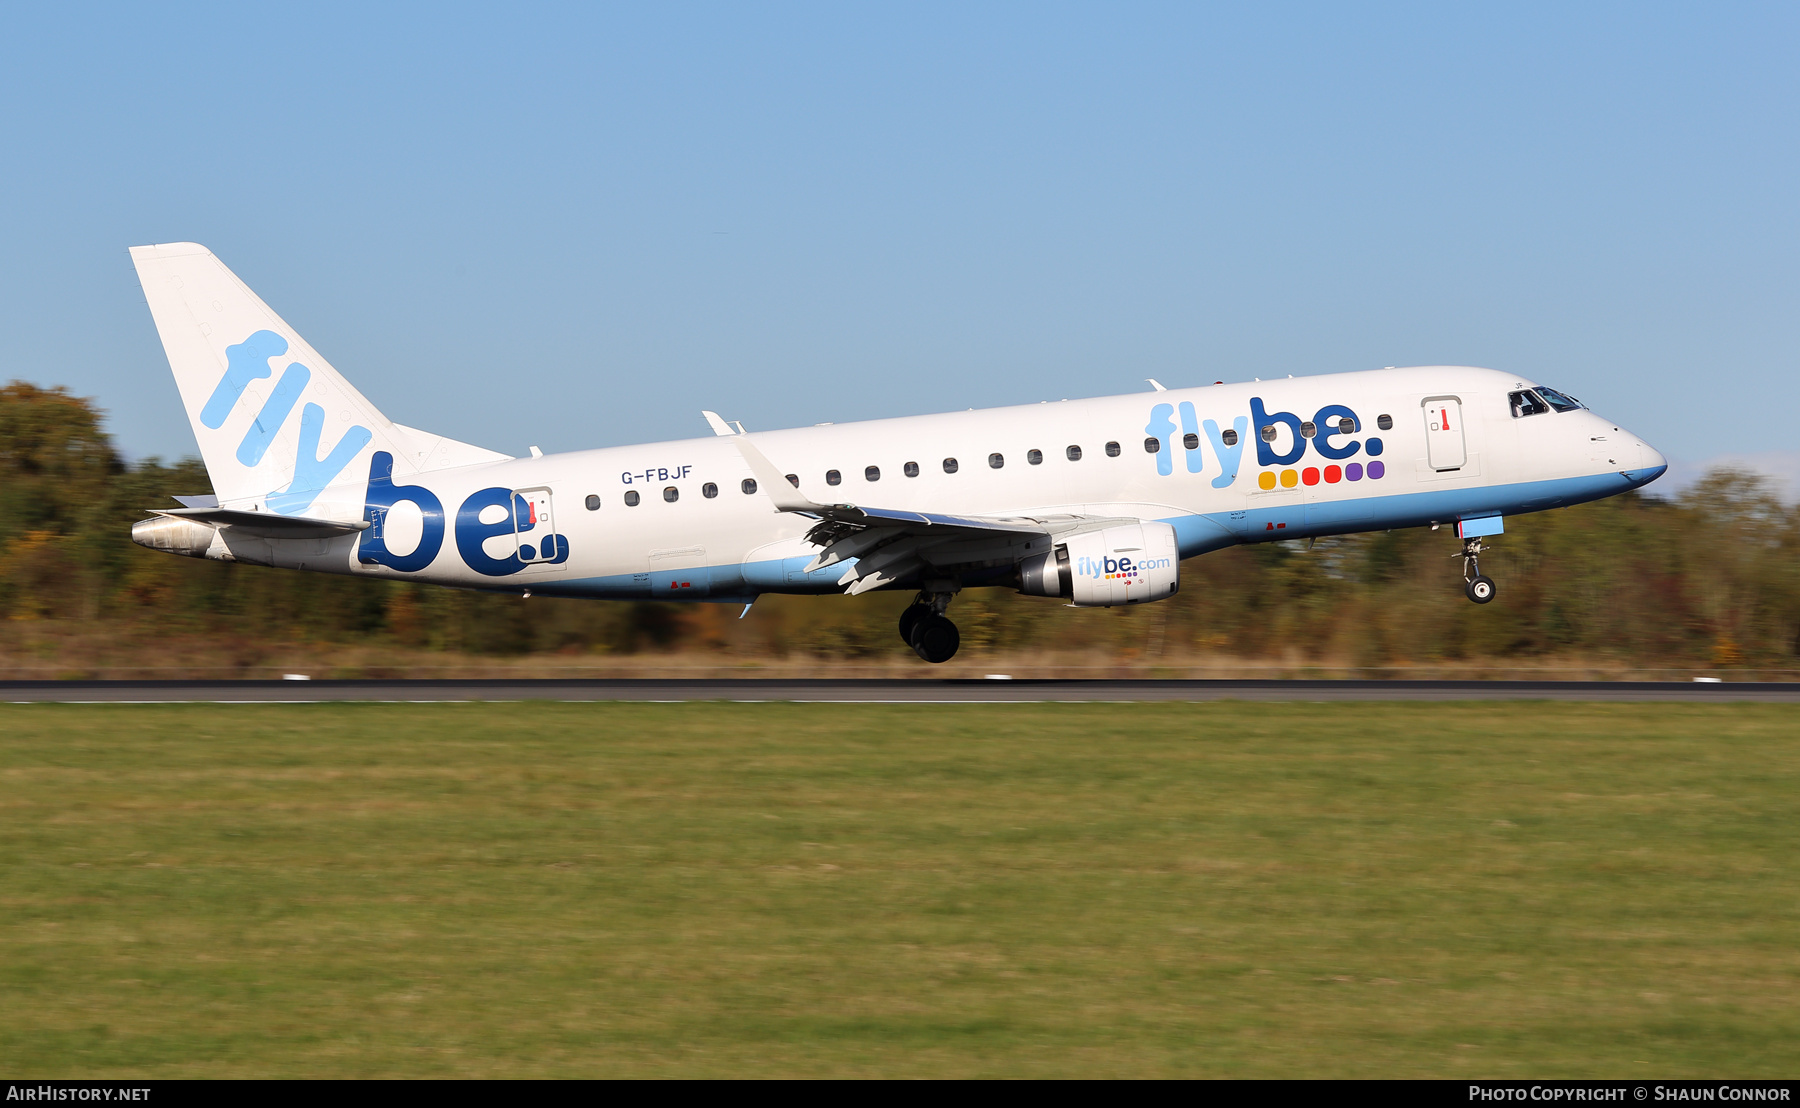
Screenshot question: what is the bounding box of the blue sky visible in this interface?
[2,3,1796,481]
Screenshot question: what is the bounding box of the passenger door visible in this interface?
[512,487,567,568]
[1422,396,1466,471]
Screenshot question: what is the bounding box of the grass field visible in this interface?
[1,701,1797,1077]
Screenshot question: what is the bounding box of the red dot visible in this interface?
[1302,467,1320,486]
[1324,465,1342,483]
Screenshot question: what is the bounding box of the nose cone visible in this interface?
[1625,436,1668,489]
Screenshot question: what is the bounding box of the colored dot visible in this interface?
[1324,465,1342,483]
[1258,471,1277,490]
[1280,469,1299,488]
[1366,437,1383,456]
[1346,462,1363,481]
[1368,460,1385,479]
[1302,467,1320,486]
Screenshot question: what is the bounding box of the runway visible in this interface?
[3,678,1799,703]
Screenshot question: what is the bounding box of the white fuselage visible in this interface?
[215,365,1665,601]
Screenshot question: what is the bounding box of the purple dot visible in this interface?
[1345,462,1363,481]
[1368,460,1385,480]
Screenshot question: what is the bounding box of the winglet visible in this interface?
[1147,379,1168,392]
[701,410,737,437]
[732,437,821,512]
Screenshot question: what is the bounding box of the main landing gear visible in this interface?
[1459,537,1497,604]
[898,587,960,664]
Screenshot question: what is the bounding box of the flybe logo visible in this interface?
[1079,553,1172,581]
[203,330,373,515]
[357,452,572,577]
[1144,397,1386,490]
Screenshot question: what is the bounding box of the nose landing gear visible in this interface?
[897,586,961,663]
[1459,538,1497,604]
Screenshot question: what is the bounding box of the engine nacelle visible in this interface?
[1017,521,1180,606]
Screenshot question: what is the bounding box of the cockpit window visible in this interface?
[1535,386,1584,413]
[1509,390,1550,418]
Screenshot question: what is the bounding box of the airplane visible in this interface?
[127,242,1668,663]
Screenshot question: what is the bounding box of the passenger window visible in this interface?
[1143,437,1160,454]
[1105,441,1120,457]
[1338,417,1355,435]
[702,482,718,498]
[785,474,799,487]
[1509,390,1550,418]
[585,494,600,511]
[989,453,1004,469]
[1377,414,1393,430]
[1260,425,1278,442]
[1027,449,1043,465]
[904,461,920,477]
[663,486,679,503]
[624,490,640,507]
[943,457,959,473]
[865,465,880,482]
[1066,445,1082,461]
[1300,421,1316,438]
[1182,433,1199,450]
[741,479,758,495]
[1221,429,1239,446]
[826,469,841,486]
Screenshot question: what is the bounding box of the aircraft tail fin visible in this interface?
[129,242,509,515]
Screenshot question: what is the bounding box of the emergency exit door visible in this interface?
[1422,396,1466,471]
[513,487,567,566]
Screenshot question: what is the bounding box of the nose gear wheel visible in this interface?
[1456,537,1497,604]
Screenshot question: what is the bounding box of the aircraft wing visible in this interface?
[733,437,1122,595]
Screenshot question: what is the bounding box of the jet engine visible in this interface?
[1017,521,1180,606]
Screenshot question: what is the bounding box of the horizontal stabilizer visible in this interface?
[153,506,370,539]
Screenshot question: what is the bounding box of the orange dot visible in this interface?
[1280,469,1299,488]
[1258,471,1277,490]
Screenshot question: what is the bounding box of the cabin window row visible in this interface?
[1252,414,1391,444]
[1149,427,1247,453]
[588,481,737,509]
[586,425,1293,507]
[789,441,1143,486]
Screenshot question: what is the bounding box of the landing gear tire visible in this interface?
[897,604,929,647]
[910,615,960,664]
[1457,537,1497,605]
